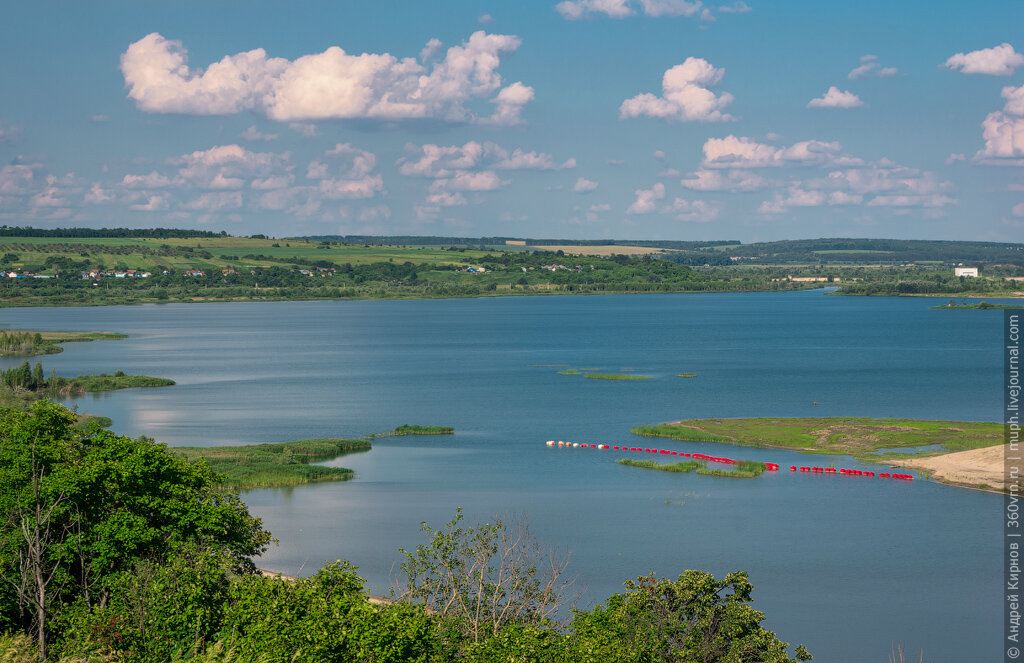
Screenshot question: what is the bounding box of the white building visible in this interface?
[954,266,979,277]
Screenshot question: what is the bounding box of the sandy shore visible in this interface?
[893,444,1010,493]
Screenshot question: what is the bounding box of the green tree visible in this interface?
[569,571,812,663]
[394,509,578,646]
[0,401,272,656]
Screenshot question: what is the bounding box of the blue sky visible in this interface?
[1,0,1022,242]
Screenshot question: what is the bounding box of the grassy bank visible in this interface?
[173,438,373,490]
[631,417,1004,462]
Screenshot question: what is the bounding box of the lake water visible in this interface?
[0,291,1006,662]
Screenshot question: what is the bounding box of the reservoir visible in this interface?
[0,290,1005,662]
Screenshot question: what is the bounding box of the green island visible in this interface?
[585,373,651,380]
[1,361,174,401]
[174,425,453,490]
[0,329,126,356]
[619,458,767,478]
[386,424,454,435]
[172,438,373,490]
[631,417,1003,461]
[676,372,698,378]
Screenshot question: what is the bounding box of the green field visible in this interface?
[631,417,1004,461]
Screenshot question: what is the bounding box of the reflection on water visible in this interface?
[0,292,1006,663]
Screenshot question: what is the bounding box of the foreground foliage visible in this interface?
[0,402,811,662]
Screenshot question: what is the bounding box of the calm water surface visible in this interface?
[0,291,1005,662]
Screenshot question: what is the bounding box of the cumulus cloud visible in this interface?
[757,161,955,213]
[620,58,734,122]
[130,194,169,211]
[555,0,633,20]
[122,171,173,188]
[1013,202,1024,217]
[480,82,535,126]
[626,182,665,213]
[240,126,278,142]
[121,31,532,126]
[702,135,854,168]
[976,85,1024,161]
[680,168,766,191]
[183,191,243,211]
[168,144,291,189]
[573,177,598,192]
[945,43,1024,76]
[668,196,718,221]
[807,86,864,108]
[398,141,573,178]
[639,0,702,18]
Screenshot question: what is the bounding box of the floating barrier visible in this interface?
[544,441,914,483]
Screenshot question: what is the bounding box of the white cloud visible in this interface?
[620,57,734,122]
[848,55,898,79]
[122,171,174,188]
[668,196,718,221]
[183,191,243,211]
[757,161,955,213]
[288,123,319,137]
[640,0,702,18]
[251,175,294,190]
[169,144,291,189]
[1012,202,1024,217]
[589,203,611,212]
[240,125,278,142]
[626,182,665,213]
[312,144,383,200]
[0,164,39,195]
[426,191,468,206]
[121,31,531,125]
[807,86,864,108]
[556,0,633,20]
[398,141,571,178]
[437,170,507,192]
[702,135,851,168]
[481,82,535,126]
[680,168,766,191]
[130,194,169,211]
[976,85,1024,161]
[574,177,598,192]
[478,13,494,24]
[420,38,443,62]
[945,43,1024,76]
[945,153,966,164]
[84,183,115,204]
